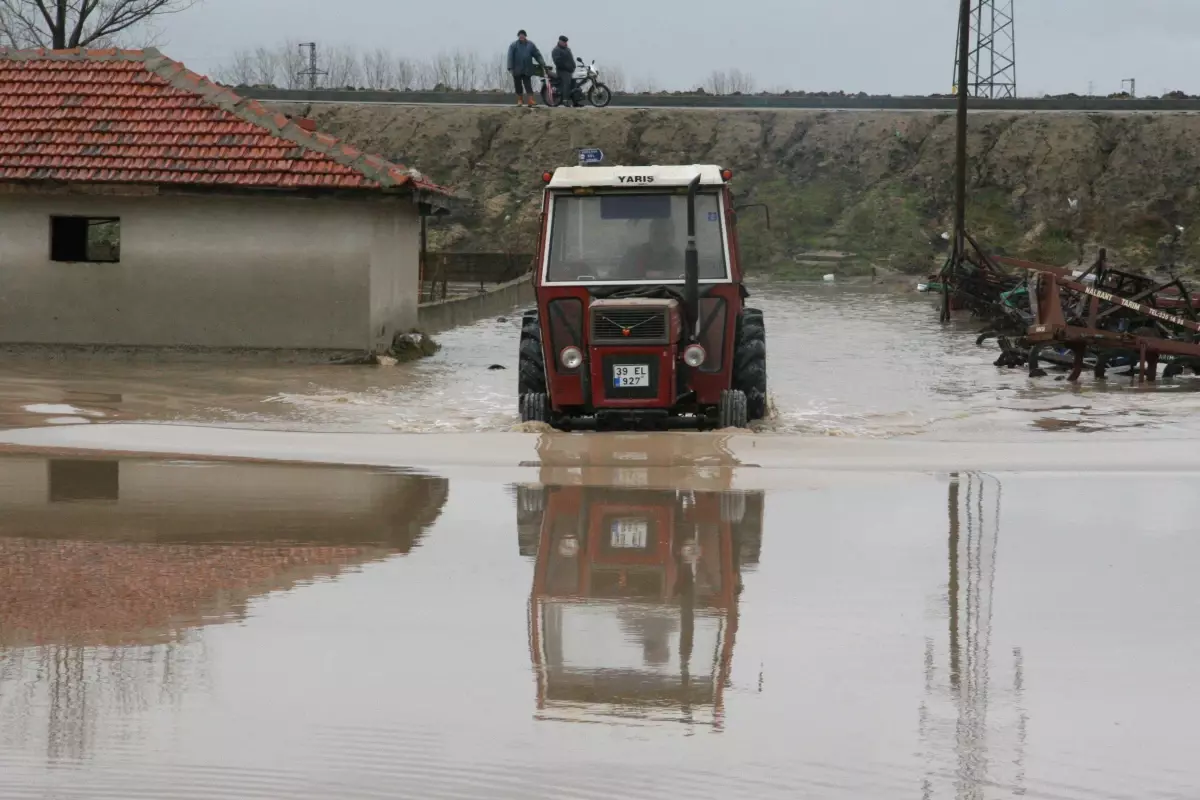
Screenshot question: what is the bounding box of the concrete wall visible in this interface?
[0,192,420,352]
[369,206,420,347]
[424,252,532,285]
[417,273,534,334]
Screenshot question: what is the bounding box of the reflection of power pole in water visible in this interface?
[956,472,998,800]
[678,552,695,724]
[948,474,961,690]
[921,472,1022,799]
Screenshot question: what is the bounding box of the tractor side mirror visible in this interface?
[734,202,772,230]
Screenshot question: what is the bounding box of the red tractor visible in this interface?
[517,164,767,430]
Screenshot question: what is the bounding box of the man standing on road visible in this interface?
[507,30,546,107]
[551,35,577,107]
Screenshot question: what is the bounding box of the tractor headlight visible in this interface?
[560,346,583,370]
[683,344,706,368]
[558,536,580,558]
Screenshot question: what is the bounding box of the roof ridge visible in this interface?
[0,46,157,62]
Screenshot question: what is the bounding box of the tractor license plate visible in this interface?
[611,519,648,549]
[612,364,649,388]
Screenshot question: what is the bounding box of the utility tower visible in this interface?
[297,42,327,90]
[952,0,1017,98]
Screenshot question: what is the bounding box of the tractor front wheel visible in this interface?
[718,389,748,429]
[520,392,549,423]
[733,308,767,420]
[518,310,547,396]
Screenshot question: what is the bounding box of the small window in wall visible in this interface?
[49,216,121,263]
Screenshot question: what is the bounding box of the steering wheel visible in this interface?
[554,261,597,281]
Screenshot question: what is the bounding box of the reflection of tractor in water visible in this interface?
[518,483,763,726]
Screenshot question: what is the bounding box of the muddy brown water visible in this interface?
[2,284,1200,798]
[1,452,1198,799]
[3,283,1200,439]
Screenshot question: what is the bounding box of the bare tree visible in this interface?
[481,52,509,92]
[278,40,307,89]
[250,46,279,85]
[394,55,416,90]
[449,49,480,90]
[604,64,627,93]
[0,0,197,49]
[214,48,256,86]
[213,43,652,94]
[323,44,360,88]
[727,67,756,94]
[705,69,730,95]
[427,52,453,89]
[361,47,393,89]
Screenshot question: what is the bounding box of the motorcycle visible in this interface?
[539,58,613,108]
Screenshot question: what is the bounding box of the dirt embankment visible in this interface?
[279,104,1200,276]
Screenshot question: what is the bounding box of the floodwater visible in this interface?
[1,452,1197,799]
[2,284,1200,799]
[3,283,1200,439]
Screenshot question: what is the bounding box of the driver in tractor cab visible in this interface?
[619,217,682,281]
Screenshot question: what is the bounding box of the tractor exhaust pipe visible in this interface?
[684,172,701,340]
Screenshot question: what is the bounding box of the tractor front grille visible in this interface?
[591,308,668,344]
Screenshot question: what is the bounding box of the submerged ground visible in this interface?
[2,283,1199,439]
[1,283,1198,799]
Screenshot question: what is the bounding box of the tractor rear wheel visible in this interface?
[718,389,748,429]
[520,392,549,423]
[733,308,767,420]
[518,310,546,396]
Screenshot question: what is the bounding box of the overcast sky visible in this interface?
[157,0,1200,96]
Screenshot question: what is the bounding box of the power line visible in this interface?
[953,0,1017,99]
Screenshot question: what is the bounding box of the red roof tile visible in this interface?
[0,48,452,203]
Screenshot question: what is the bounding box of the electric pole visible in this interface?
[952,0,1017,98]
[942,0,972,324]
[298,42,327,90]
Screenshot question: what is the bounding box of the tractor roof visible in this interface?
[547,164,727,189]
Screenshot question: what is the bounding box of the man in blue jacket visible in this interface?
[551,35,577,107]
[507,30,546,107]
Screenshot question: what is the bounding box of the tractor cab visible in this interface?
[518,484,763,727]
[517,164,767,430]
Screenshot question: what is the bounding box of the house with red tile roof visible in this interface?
[0,47,454,354]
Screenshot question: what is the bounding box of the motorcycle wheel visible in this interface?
[588,83,612,108]
[539,83,557,106]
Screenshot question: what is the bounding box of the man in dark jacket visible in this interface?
[507,30,546,107]
[551,35,577,107]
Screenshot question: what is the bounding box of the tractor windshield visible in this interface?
[544,191,728,283]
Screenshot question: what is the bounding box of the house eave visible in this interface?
[0,179,457,211]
